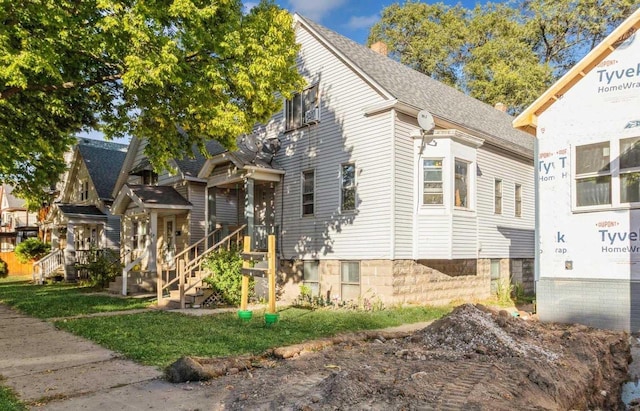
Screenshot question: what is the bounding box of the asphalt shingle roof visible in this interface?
[57,204,106,217]
[128,185,192,207]
[174,140,227,177]
[78,145,127,201]
[298,15,534,157]
[1,184,25,209]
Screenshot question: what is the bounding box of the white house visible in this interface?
[198,14,537,305]
[514,9,640,331]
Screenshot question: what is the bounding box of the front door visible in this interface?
[164,216,176,268]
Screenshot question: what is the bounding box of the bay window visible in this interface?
[423,159,443,205]
[454,159,469,208]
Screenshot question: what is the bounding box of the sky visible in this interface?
[266,0,482,45]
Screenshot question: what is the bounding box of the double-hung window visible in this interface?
[575,142,611,207]
[454,159,470,208]
[303,261,319,296]
[515,184,522,217]
[80,181,89,201]
[423,159,443,205]
[341,261,360,300]
[285,84,319,130]
[620,137,640,204]
[302,170,315,216]
[341,163,356,212]
[494,179,503,214]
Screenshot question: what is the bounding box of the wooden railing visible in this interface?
[158,224,246,307]
[33,249,64,284]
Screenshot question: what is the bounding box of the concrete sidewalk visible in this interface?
[0,304,290,410]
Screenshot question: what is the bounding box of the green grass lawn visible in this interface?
[0,276,153,318]
[55,305,450,368]
[0,275,450,370]
[0,384,26,411]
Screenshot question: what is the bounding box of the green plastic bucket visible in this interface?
[237,310,253,321]
[264,312,280,325]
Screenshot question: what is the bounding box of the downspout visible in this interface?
[390,110,396,260]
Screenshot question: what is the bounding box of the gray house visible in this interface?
[38,140,127,281]
[197,14,537,305]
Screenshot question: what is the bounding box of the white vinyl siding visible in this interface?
[393,113,417,259]
[273,25,393,260]
[476,147,534,258]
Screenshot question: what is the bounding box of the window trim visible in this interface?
[301,169,315,217]
[340,162,357,213]
[494,179,503,215]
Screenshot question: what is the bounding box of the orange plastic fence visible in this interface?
[0,252,32,276]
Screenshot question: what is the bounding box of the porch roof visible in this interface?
[57,205,107,219]
[112,184,193,215]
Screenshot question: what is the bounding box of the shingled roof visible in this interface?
[78,144,127,201]
[174,140,227,177]
[297,15,534,157]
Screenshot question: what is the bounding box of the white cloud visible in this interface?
[346,14,379,30]
[286,0,347,21]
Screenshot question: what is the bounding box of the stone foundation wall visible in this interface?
[277,257,534,306]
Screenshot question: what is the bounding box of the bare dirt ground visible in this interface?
[168,304,632,410]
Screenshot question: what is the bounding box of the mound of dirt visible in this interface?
[172,304,631,410]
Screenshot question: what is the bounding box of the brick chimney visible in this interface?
[370,41,388,56]
[494,102,507,112]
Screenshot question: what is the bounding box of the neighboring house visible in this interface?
[39,140,128,281]
[110,138,229,294]
[195,14,537,305]
[0,184,38,251]
[514,9,640,331]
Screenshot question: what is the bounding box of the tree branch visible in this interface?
[0,73,122,100]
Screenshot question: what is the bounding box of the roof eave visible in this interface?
[514,8,640,132]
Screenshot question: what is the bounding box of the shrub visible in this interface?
[15,238,51,263]
[86,249,122,289]
[202,248,253,306]
[0,257,7,278]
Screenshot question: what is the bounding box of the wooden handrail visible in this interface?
[158,224,246,307]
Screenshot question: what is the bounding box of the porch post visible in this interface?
[51,226,59,249]
[244,178,254,246]
[148,211,158,273]
[64,223,76,281]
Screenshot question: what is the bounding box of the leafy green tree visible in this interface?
[0,0,304,204]
[369,0,638,113]
[14,238,50,263]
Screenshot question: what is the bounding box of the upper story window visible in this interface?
[80,180,89,201]
[494,179,503,214]
[515,183,522,217]
[422,159,443,205]
[575,142,611,207]
[454,159,469,208]
[285,84,319,130]
[302,169,315,216]
[620,137,640,204]
[340,163,356,212]
[141,170,158,185]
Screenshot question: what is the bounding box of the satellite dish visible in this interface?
[417,110,435,133]
[262,137,281,155]
[241,134,263,153]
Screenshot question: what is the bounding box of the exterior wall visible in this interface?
[188,182,206,248]
[272,23,393,261]
[393,113,417,259]
[535,30,640,330]
[476,146,535,259]
[67,159,100,206]
[277,257,536,305]
[104,215,121,249]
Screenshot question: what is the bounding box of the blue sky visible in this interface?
[267,0,483,44]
